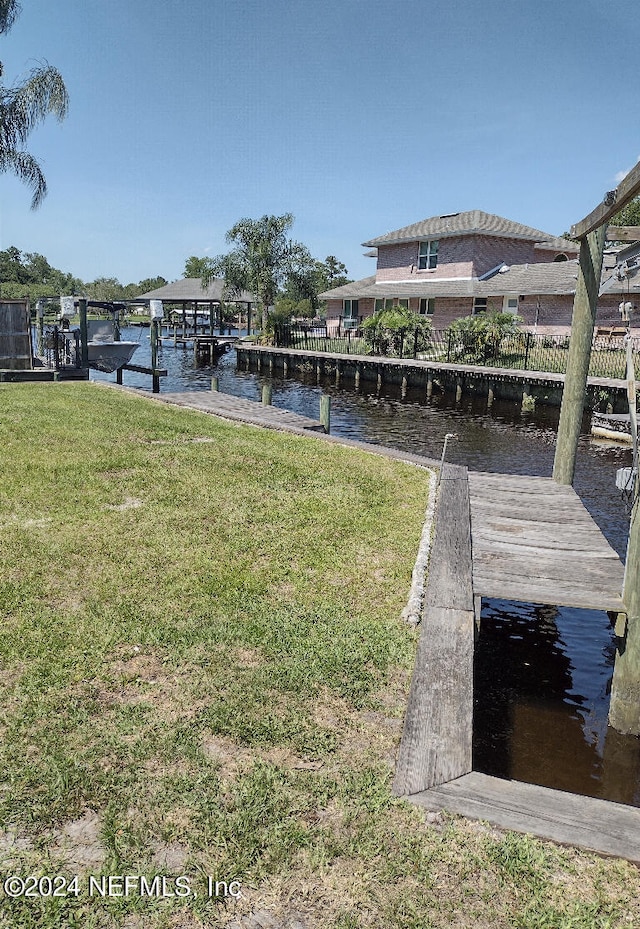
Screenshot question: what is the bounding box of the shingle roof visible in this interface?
[319,262,581,301]
[362,210,578,251]
[136,278,255,302]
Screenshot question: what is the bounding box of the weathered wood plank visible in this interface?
[410,771,640,863]
[393,608,474,796]
[473,576,624,612]
[471,535,620,560]
[394,463,474,796]
[425,464,473,612]
[473,550,625,583]
[157,391,326,432]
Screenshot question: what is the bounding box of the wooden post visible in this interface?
[78,299,89,369]
[316,360,321,384]
[181,306,186,338]
[211,376,219,391]
[151,319,160,393]
[320,395,331,434]
[378,368,384,392]
[401,373,408,397]
[262,384,272,405]
[335,362,341,386]
[487,381,494,408]
[283,357,288,376]
[610,339,640,734]
[456,378,463,403]
[552,225,606,484]
[355,364,360,389]
[521,382,535,412]
[426,371,433,399]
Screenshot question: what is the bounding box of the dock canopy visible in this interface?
[136,278,255,306]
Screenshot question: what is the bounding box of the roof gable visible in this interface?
[362,210,578,252]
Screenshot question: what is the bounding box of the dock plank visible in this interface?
[410,772,640,863]
[393,463,474,796]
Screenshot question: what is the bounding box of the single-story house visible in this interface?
[319,210,632,335]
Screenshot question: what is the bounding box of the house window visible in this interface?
[343,299,359,329]
[374,298,395,312]
[397,298,409,309]
[419,298,435,316]
[418,239,439,270]
[473,297,487,315]
[503,295,519,315]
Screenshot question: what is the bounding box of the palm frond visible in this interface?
[1,63,68,149]
[0,0,20,34]
[0,148,47,208]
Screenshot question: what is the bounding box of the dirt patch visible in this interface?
[105,496,143,511]
[51,810,106,870]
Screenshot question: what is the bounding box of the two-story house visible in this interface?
[320,210,626,335]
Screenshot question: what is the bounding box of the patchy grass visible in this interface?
[0,382,638,929]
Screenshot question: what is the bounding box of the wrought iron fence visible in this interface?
[271,323,640,379]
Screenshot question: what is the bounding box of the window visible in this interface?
[418,239,439,270]
[374,298,395,312]
[419,298,435,316]
[503,295,519,315]
[343,299,359,328]
[473,297,487,315]
[397,298,409,309]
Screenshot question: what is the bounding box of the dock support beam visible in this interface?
[552,225,606,485]
[426,372,433,399]
[262,384,272,405]
[320,395,331,434]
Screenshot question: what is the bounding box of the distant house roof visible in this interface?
[136,278,255,303]
[362,210,579,252]
[319,262,582,301]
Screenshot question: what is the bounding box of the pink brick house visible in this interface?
[319,210,626,335]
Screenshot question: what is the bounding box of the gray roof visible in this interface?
[136,278,255,303]
[362,210,579,251]
[319,262,582,301]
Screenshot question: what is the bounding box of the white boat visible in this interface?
[86,319,139,373]
[87,340,139,373]
[591,412,632,444]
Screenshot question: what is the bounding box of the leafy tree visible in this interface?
[0,0,69,208]
[0,244,82,298]
[362,305,431,357]
[314,255,351,292]
[184,256,213,279]
[203,213,313,330]
[611,197,640,229]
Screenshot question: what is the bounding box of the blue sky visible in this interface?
[1,0,640,286]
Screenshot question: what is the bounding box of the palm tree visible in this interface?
[1,0,69,208]
[204,214,313,331]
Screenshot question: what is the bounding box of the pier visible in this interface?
[393,462,638,862]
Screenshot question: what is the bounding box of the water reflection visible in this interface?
[92,331,640,804]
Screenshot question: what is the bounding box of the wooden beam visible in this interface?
[571,161,640,239]
[605,226,640,242]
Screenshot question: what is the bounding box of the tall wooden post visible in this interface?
[552,225,606,484]
[151,319,160,393]
[78,299,89,369]
[610,341,640,734]
[320,395,331,434]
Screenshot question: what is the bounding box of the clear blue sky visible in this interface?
[1,0,639,286]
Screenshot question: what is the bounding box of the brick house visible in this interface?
[319,210,627,335]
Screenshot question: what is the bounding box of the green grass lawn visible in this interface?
[1,382,639,929]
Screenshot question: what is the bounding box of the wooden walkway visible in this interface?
[152,390,326,433]
[394,463,639,863]
[469,471,625,612]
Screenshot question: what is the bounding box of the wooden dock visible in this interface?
[469,471,625,612]
[151,390,326,433]
[394,462,639,863]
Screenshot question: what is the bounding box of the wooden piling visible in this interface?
[211,376,219,392]
[335,362,341,386]
[426,372,433,399]
[262,384,272,405]
[553,225,606,484]
[355,364,361,388]
[487,381,494,407]
[320,395,331,434]
[401,374,408,397]
[456,378,463,403]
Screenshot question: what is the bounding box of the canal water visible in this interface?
[93,328,640,806]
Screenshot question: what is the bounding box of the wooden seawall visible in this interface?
[394,463,639,863]
[236,343,636,411]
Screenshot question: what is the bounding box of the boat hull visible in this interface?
[87,341,139,373]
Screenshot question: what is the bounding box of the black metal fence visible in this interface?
[271,324,640,379]
[38,326,82,370]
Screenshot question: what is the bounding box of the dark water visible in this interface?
[92,329,640,805]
